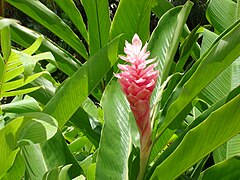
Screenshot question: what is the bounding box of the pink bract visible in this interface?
[115,34,159,135]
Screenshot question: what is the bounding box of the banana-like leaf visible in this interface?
[1,26,11,61]
[110,0,152,49]
[202,1,240,163]
[156,20,240,139]
[151,0,173,18]
[42,164,72,180]
[5,0,89,60]
[206,0,238,33]
[146,2,192,162]
[40,131,84,179]
[1,152,25,180]
[81,0,110,56]
[43,36,120,128]
[87,163,96,180]
[96,80,131,180]
[199,29,230,104]
[148,1,193,84]
[151,94,240,179]
[54,0,88,43]
[69,107,100,148]
[0,112,58,178]
[199,156,240,179]
[214,134,240,163]
[147,85,240,178]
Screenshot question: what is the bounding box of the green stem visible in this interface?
[137,125,152,180]
[138,143,152,180]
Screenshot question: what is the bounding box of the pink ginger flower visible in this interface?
[115,34,159,137]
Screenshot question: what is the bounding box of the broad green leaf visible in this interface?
[200,29,240,163]
[1,26,11,60]
[43,36,120,128]
[151,0,173,18]
[17,113,58,144]
[1,152,25,180]
[110,0,151,48]
[0,96,41,113]
[214,134,240,163]
[10,23,80,76]
[238,0,240,19]
[199,156,240,180]
[232,57,240,88]
[21,142,48,180]
[151,94,240,179]
[58,164,72,180]
[148,2,193,117]
[206,0,238,33]
[0,118,21,179]
[81,0,110,56]
[42,164,72,180]
[54,0,88,42]
[96,80,130,180]
[68,136,89,154]
[27,78,55,105]
[148,1,193,84]
[200,28,218,57]
[87,163,96,180]
[176,24,201,72]
[80,155,94,175]
[6,0,89,60]
[0,55,4,85]
[146,86,240,179]
[40,131,84,179]
[20,134,79,180]
[0,112,58,178]
[157,20,240,138]
[69,107,100,148]
[149,129,174,163]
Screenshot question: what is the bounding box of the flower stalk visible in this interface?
[115,34,158,180]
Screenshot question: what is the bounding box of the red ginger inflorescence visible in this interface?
[115,34,159,137]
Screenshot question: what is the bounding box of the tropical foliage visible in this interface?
[0,0,240,179]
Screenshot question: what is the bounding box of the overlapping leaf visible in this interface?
[43,36,120,128]
[0,36,54,98]
[0,112,58,178]
[5,0,89,60]
[151,93,240,179]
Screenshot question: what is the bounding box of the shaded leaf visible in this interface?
[81,0,110,56]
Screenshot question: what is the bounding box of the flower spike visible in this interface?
[115,34,158,134]
[115,34,159,179]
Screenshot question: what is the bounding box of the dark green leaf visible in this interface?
[81,0,110,56]
[6,0,88,59]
